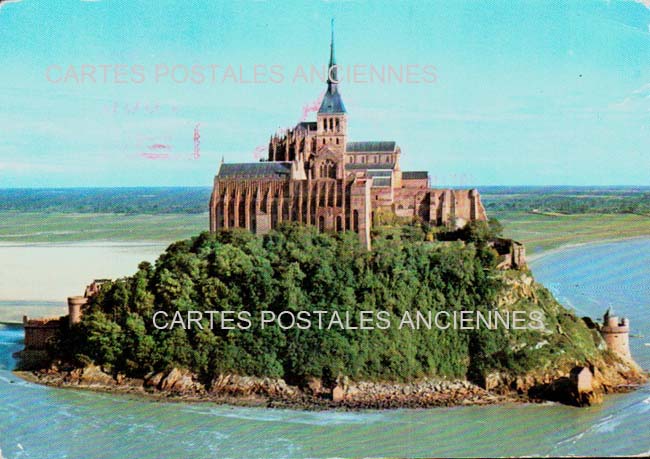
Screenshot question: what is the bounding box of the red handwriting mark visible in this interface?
[249,94,326,161]
[140,152,170,160]
[148,143,170,150]
[140,139,172,160]
[193,123,201,160]
[104,101,177,115]
[252,145,267,160]
[300,91,325,122]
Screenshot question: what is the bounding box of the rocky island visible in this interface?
[15,222,647,409]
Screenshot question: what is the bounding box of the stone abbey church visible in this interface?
[209,29,487,249]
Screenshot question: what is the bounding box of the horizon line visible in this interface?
[1,185,650,190]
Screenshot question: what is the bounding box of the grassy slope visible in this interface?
[494,211,650,255]
[0,211,206,243]
[3,210,650,256]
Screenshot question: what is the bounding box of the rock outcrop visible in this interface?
[158,368,204,394]
[209,374,298,398]
[69,364,116,387]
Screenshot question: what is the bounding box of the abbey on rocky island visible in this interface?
[209,25,487,249]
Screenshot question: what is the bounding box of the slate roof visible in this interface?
[367,170,392,178]
[318,87,347,114]
[372,177,392,188]
[402,171,429,180]
[298,121,317,131]
[319,21,346,115]
[217,162,292,179]
[345,163,395,170]
[346,141,396,153]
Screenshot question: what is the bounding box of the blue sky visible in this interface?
[1,0,650,187]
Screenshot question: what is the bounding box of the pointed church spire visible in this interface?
[319,19,346,114]
[328,18,337,85]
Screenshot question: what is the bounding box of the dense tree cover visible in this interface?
[55,223,600,386]
[0,188,210,214]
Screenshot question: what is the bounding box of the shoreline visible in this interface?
[12,360,648,411]
[9,369,534,411]
[13,366,647,412]
[526,234,650,264]
[4,235,648,303]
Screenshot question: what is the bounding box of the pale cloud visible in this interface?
[0,0,23,11]
[611,83,650,111]
[607,0,650,9]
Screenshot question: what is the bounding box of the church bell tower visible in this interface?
[316,20,347,154]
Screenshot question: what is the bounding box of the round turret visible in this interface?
[601,307,631,361]
[67,296,88,327]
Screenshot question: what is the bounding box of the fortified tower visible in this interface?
[67,296,88,326]
[601,307,632,361]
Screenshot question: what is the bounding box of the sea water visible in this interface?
[0,239,648,458]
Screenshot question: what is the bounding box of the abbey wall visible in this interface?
[209,28,487,249]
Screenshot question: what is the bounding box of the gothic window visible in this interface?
[353,210,359,232]
[322,159,337,179]
[250,198,256,233]
[239,200,246,227]
[335,118,340,132]
[336,138,339,145]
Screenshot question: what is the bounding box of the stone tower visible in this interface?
[67,296,88,327]
[601,307,632,361]
[316,20,347,157]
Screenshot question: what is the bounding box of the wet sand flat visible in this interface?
[0,242,167,302]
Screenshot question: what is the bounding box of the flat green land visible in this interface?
[494,211,650,255]
[0,211,206,243]
[2,210,650,256]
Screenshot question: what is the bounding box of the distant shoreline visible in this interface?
[0,241,168,248]
[2,235,650,304]
[527,235,650,264]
